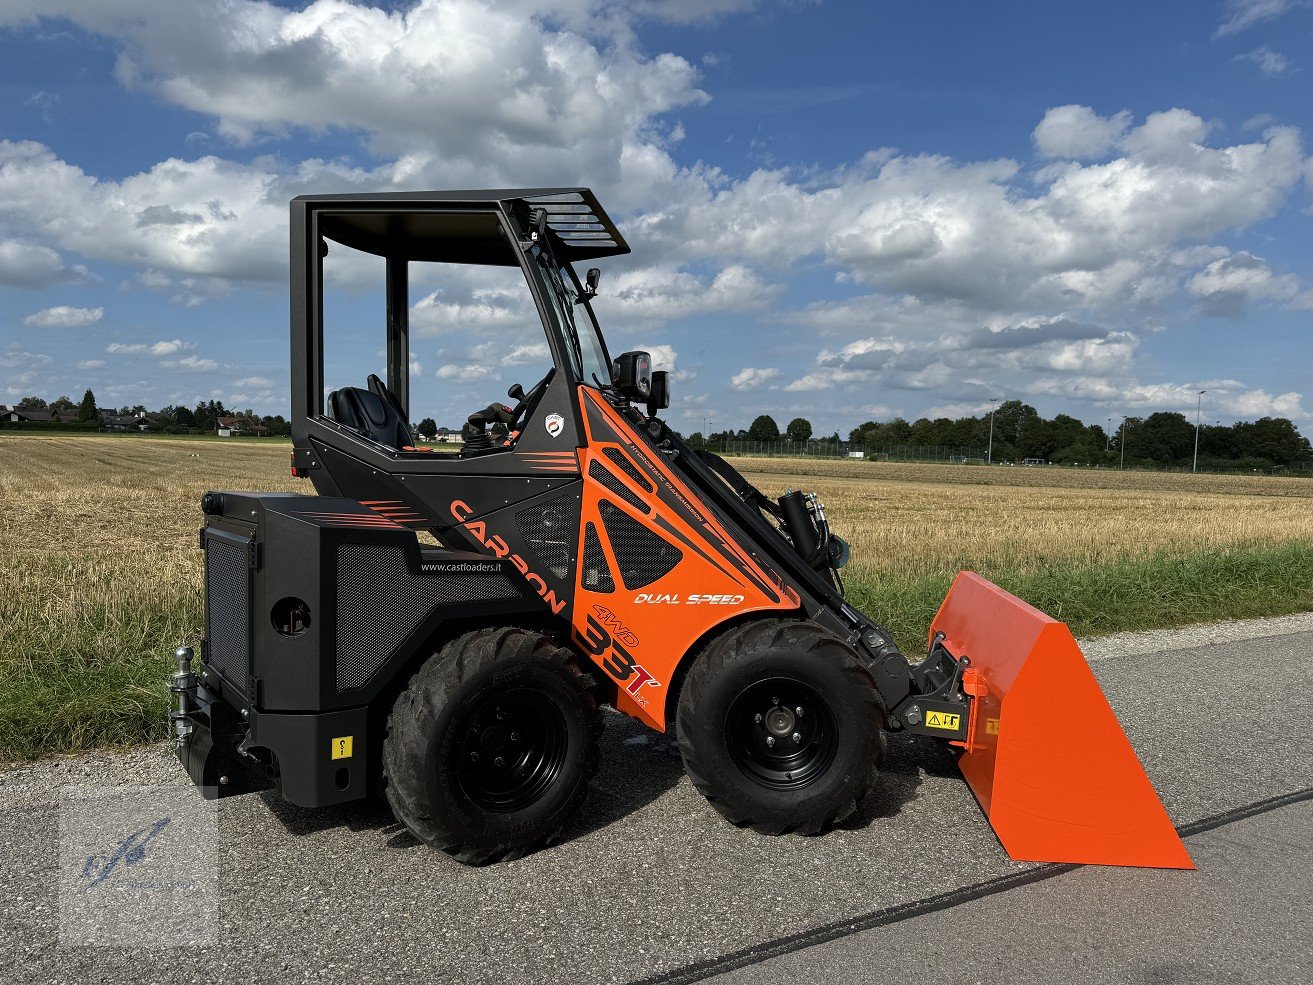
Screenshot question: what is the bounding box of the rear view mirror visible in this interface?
[507,383,525,402]
[612,350,652,401]
[583,267,601,299]
[647,370,670,416]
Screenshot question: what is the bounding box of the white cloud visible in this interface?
[1186,251,1312,314]
[77,359,107,370]
[163,354,221,372]
[23,304,103,327]
[0,239,85,287]
[1032,105,1131,160]
[0,349,54,369]
[436,363,497,382]
[232,376,275,389]
[605,264,781,323]
[730,366,780,390]
[106,339,198,357]
[1237,46,1293,76]
[1215,0,1299,38]
[411,287,529,334]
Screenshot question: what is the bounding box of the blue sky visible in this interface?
[1,0,1310,435]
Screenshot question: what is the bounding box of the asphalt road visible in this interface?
[2,615,1311,984]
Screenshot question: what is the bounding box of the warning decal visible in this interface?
[925,711,961,731]
[331,736,353,760]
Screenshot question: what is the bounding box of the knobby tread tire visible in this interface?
[676,619,886,836]
[382,627,600,864]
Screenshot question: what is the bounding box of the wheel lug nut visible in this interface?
[754,713,764,724]
[772,697,780,707]
[766,736,775,747]
[494,756,505,768]
[795,706,804,717]
[470,751,479,762]
[510,731,521,743]
[495,708,505,721]
[791,732,802,743]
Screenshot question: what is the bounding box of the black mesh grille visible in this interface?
[336,544,521,690]
[581,522,615,593]
[204,534,250,690]
[598,500,682,590]
[589,459,649,514]
[514,494,576,581]
[603,447,654,492]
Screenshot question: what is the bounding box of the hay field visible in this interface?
[2,434,1311,760]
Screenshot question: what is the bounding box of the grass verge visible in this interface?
[2,540,1310,762]
[846,540,1313,654]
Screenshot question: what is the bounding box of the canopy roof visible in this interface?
[298,187,630,265]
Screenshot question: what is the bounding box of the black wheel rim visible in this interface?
[455,687,568,813]
[725,677,838,789]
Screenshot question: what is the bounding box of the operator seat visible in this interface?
[326,374,413,448]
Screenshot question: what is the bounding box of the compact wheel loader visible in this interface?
[173,188,1193,868]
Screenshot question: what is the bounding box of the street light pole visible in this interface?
[1106,417,1113,451]
[987,399,997,465]
[1120,418,1129,470]
[1192,390,1206,474]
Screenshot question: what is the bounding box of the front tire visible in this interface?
[382,627,600,864]
[676,620,885,836]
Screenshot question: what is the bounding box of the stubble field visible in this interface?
[2,434,1311,760]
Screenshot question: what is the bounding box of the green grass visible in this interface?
[846,540,1313,655]
[2,540,1310,762]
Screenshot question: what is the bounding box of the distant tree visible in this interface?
[16,396,47,411]
[685,431,706,450]
[820,431,841,444]
[416,417,437,437]
[1237,417,1312,466]
[1134,412,1194,465]
[747,414,780,441]
[785,417,813,442]
[49,395,75,413]
[76,389,99,423]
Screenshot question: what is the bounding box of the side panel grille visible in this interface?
[514,493,577,582]
[598,500,682,590]
[581,522,615,593]
[588,459,649,514]
[204,533,251,691]
[602,447,654,492]
[335,544,521,690]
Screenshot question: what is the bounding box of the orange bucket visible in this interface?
[931,572,1194,869]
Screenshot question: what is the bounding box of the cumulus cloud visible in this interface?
[0,239,86,288]
[1032,105,1132,160]
[23,305,103,327]
[605,264,780,323]
[1186,251,1312,314]
[729,366,780,390]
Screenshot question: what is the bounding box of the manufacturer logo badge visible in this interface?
[545,413,564,438]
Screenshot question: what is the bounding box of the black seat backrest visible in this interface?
[326,375,413,448]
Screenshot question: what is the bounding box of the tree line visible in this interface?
[689,401,1312,470]
[7,391,291,436]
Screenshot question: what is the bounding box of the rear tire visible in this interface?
[676,619,885,835]
[383,627,600,864]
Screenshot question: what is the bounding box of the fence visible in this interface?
[703,440,989,462]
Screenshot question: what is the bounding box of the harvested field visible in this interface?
[2,434,1310,760]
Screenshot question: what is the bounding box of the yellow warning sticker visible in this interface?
[331,736,353,760]
[985,718,1000,735]
[925,711,961,731]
